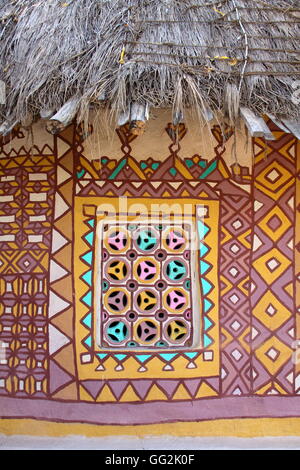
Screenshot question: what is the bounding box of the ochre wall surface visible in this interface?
[0,118,299,437]
[83,109,253,168]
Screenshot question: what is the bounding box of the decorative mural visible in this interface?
[0,119,299,430]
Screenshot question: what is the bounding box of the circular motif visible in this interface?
[105,320,129,344]
[126,311,138,322]
[155,280,167,291]
[133,257,159,283]
[154,249,167,261]
[163,287,188,313]
[164,319,189,344]
[126,279,138,292]
[126,249,138,261]
[164,258,188,282]
[162,227,187,252]
[134,319,159,345]
[134,227,159,252]
[105,259,129,282]
[104,288,129,314]
[104,227,130,253]
[135,289,158,313]
[155,310,167,322]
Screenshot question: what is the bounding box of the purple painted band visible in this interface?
[1,396,300,425]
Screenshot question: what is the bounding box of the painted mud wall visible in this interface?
[0,113,299,434]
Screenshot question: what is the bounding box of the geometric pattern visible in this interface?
[74,196,220,401]
[1,119,300,428]
[251,119,297,395]
[0,273,48,397]
[75,124,252,198]
[0,148,55,397]
[216,180,252,396]
[48,126,78,401]
[98,220,195,349]
[296,138,300,394]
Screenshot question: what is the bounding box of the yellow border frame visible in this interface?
[74,197,220,383]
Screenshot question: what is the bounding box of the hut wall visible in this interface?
[0,118,299,437]
[83,109,253,168]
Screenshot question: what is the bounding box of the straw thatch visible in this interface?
[0,0,299,133]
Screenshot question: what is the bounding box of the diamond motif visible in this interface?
[231,348,243,362]
[231,320,242,332]
[255,161,294,200]
[259,206,291,241]
[230,294,239,305]
[266,257,280,272]
[230,244,240,254]
[266,168,281,183]
[229,267,239,278]
[255,337,292,375]
[16,253,39,272]
[253,248,291,283]
[232,219,243,230]
[266,347,280,362]
[266,304,277,317]
[253,291,291,331]
[267,215,282,231]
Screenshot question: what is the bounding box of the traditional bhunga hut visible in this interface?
[0,0,300,442]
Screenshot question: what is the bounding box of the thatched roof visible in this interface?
[0,0,299,135]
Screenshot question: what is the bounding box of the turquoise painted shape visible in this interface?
[199,160,217,179]
[201,277,213,296]
[81,290,92,307]
[204,316,213,331]
[200,260,211,275]
[84,335,92,348]
[81,251,93,266]
[159,353,177,362]
[140,162,147,170]
[82,270,92,286]
[199,242,209,258]
[114,354,127,362]
[203,298,213,313]
[109,158,127,179]
[87,219,95,228]
[199,161,207,168]
[185,159,194,169]
[135,354,152,363]
[152,162,159,170]
[77,169,85,178]
[184,352,198,360]
[101,158,108,164]
[169,167,177,176]
[197,220,210,240]
[82,312,92,329]
[96,353,108,360]
[204,334,213,347]
[84,231,94,247]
